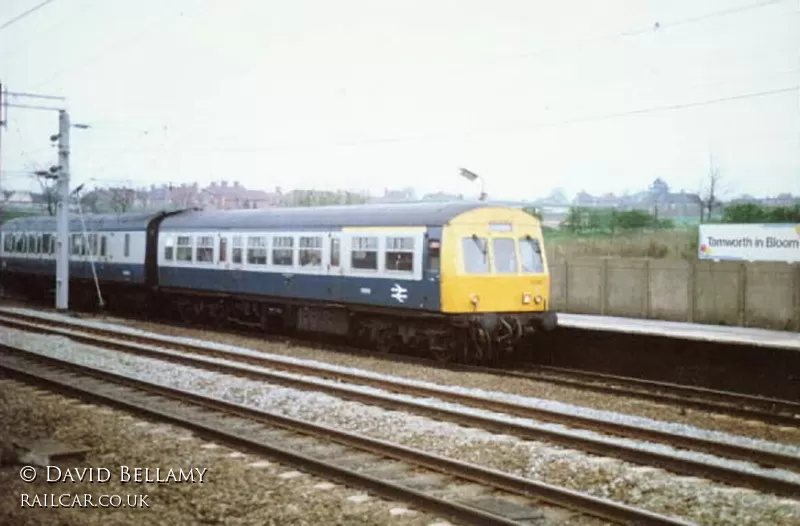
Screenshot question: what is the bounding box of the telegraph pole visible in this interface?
[55,110,71,311]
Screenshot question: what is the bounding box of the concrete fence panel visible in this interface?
[548,255,799,332]
[605,258,649,318]
[648,259,692,321]
[744,262,796,331]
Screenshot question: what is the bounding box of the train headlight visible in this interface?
[534,295,543,304]
[470,294,479,305]
[522,293,531,304]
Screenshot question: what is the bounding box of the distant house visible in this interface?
[421,192,463,201]
[368,187,416,204]
[202,181,281,210]
[4,191,35,208]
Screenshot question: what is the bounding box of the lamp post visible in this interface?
[459,168,487,201]
[40,111,89,310]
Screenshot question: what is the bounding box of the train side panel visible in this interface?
[155,226,442,312]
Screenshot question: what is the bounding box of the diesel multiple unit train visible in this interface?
[0,201,557,363]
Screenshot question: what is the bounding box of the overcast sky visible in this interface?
[1,0,798,201]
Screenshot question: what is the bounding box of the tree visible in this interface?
[109,187,135,213]
[33,171,58,216]
[698,156,725,222]
[523,207,543,221]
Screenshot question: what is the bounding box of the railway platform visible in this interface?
[557,313,800,351]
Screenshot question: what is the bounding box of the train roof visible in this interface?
[0,210,167,232]
[160,201,507,230]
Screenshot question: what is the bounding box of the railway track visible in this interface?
[496,363,800,428]
[2,301,796,428]
[1,309,799,500]
[0,345,693,526]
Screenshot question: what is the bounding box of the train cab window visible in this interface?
[232,236,243,264]
[299,236,322,267]
[195,236,214,263]
[247,236,267,265]
[427,240,440,272]
[330,238,340,267]
[385,236,414,272]
[351,236,378,270]
[462,236,489,274]
[492,238,518,274]
[100,236,107,257]
[164,237,174,261]
[176,236,193,262]
[519,237,544,273]
[272,236,294,266]
[219,237,228,263]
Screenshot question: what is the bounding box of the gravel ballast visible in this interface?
[9,305,797,446]
[0,379,452,526]
[2,326,799,525]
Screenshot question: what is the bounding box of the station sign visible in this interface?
[698,223,800,263]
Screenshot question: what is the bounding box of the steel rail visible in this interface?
[0,347,694,526]
[1,313,798,499]
[500,363,800,427]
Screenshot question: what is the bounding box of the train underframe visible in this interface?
[1,273,558,365]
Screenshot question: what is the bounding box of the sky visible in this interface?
[0,0,798,201]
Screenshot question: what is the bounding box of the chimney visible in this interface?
[233,181,240,188]
[221,180,228,187]
[211,182,217,188]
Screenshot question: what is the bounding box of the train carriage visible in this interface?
[155,201,557,363]
[1,201,556,363]
[0,211,173,306]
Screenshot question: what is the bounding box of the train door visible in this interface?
[217,233,230,291]
[229,234,244,293]
[326,232,344,299]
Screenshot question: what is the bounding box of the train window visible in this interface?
[164,236,174,261]
[195,236,214,263]
[247,236,267,265]
[351,236,378,270]
[427,240,440,272]
[272,236,294,266]
[462,236,489,274]
[385,236,414,272]
[100,236,107,257]
[2,234,12,253]
[71,234,81,256]
[232,236,243,264]
[219,237,228,263]
[519,237,544,273]
[299,236,322,267]
[28,234,36,254]
[16,234,25,253]
[50,234,55,254]
[36,234,43,254]
[88,234,98,256]
[492,238,518,274]
[124,234,131,258]
[42,234,52,256]
[176,236,193,262]
[330,238,340,267]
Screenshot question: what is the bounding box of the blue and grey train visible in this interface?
[0,202,557,363]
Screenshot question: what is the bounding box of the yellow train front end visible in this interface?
[438,206,557,362]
